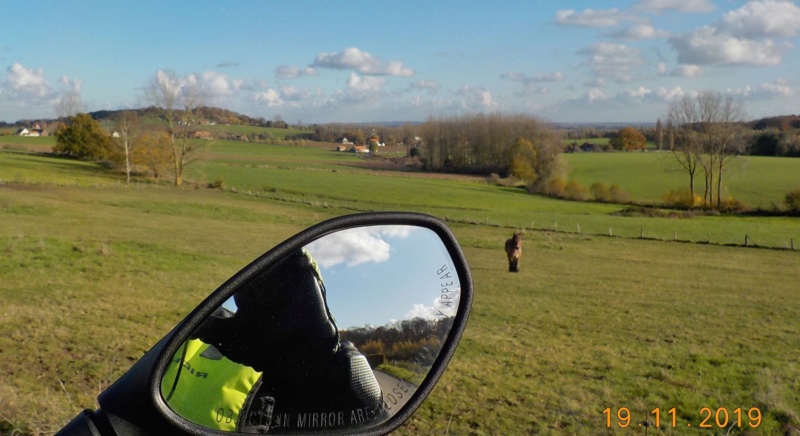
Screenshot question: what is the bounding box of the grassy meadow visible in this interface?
[1,137,799,435]
[564,152,800,209]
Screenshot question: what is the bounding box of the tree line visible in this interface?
[418,114,564,189]
[340,317,454,366]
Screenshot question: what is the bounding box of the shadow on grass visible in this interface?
[5,151,119,181]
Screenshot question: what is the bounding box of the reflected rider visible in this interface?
[165,249,388,433]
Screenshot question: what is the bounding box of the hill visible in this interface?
[87,106,286,129]
[749,114,800,131]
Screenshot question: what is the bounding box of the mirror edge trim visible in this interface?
[145,212,474,435]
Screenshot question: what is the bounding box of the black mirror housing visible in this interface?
[59,212,472,436]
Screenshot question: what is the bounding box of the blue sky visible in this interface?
[305,226,460,329]
[221,225,461,329]
[2,0,799,124]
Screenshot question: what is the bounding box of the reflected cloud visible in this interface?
[405,291,461,320]
[307,226,416,268]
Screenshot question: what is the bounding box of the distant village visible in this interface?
[14,122,49,137]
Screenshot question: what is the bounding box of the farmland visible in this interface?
[564,151,800,209]
[1,137,799,434]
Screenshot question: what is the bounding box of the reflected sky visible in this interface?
[306,226,461,329]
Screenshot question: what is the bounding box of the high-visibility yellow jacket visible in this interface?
[161,338,262,431]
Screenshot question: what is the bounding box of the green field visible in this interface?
[1,139,799,434]
[564,152,800,209]
[0,135,57,150]
[203,124,312,140]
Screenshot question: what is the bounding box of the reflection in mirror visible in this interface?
[160,225,461,433]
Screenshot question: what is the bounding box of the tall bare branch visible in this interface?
[143,70,207,186]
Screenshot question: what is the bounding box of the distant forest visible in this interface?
[340,317,455,367]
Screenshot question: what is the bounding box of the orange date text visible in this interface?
[603,407,762,429]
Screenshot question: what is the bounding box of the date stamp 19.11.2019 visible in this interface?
[603,407,762,430]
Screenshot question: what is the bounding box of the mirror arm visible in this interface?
[89,331,190,435]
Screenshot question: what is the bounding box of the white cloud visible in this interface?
[608,24,670,40]
[555,8,627,27]
[671,64,703,77]
[346,72,385,92]
[154,70,184,97]
[727,80,798,99]
[625,86,652,98]
[720,0,800,38]
[456,85,497,110]
[532,72,565,82]
[578,43,645,83]
[305,226,415,268]
[658,62,702,77]
[503,71,562,96]
[669,26,789,66]
[584,78,607,87]
[759,80,797,97]
[278,84,312,102]
[384,61,414,77]
[59,76,83,93]
[3,63,55,101]
[378,225,414,239]
[502,72,527,82]
[409,80,440,93]
[200,71,240,98]
[275,65,317,79]
[587,88,606,101]
[253,88,283,107]
[504,71,564,83]
[655,85,690,100]
[635,0,715,13]
[307,229,390,268]
[312,47,414,77]
[520,85,550,96]
[404,292,461,320]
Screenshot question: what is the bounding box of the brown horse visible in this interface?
[504,233,522,272]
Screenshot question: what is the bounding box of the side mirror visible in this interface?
[57,212,472,435]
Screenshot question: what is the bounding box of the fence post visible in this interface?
[745,234,749,247]
[554,222,558,231]
[577,223,581,234]
[640,226,644,239]
[609,228,613,237]
[673,230,677,241]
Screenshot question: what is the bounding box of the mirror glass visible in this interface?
[159,225,461,433]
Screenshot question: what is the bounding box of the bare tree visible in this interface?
[655,118,664,151]
[114,111,139,184]
[666,119,675,151]
[667,91,745,208]
[143,70,206,186]
[667,95,703,204]
[55,90,85,120]
[711,96,746,208]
